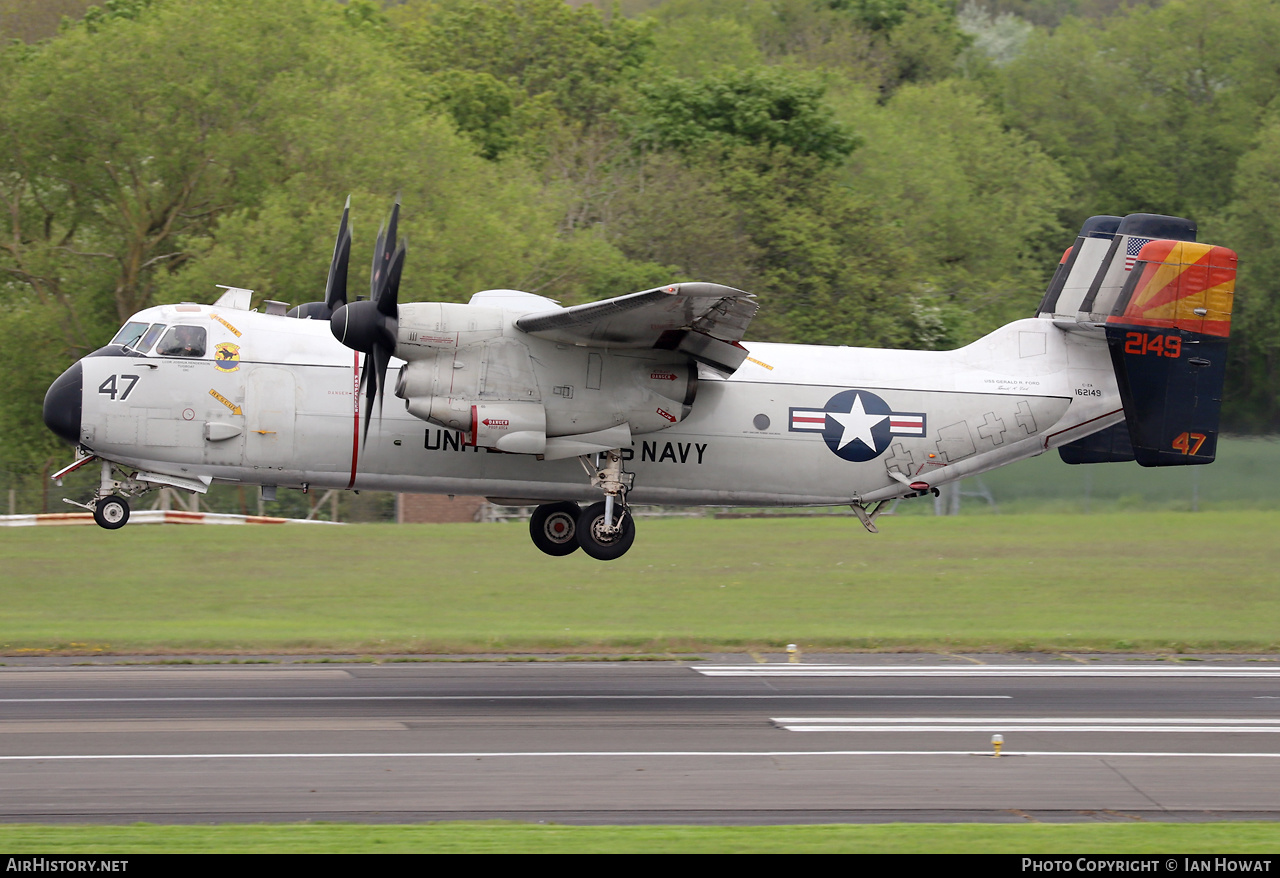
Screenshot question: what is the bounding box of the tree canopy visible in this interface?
[3,0,1279,510]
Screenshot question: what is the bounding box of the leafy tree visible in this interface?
[633,67,860,163]
[0,0,626,500]
[0,0,92,42]
[833,80,1069,335]
[393,0,652,157]
[1217,119,1280,430]
[995,0,1280,225]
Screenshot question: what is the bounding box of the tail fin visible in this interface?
[1037,215,1121,320]
[1081,213,1198,324]
[1103,239,1237,466]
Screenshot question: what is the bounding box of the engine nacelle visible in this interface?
[392,307,700,453]
[621,362,697,434]
[472,402,547,454]
[394,302,505,355]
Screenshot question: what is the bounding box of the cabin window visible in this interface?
[110,322,149,348]
[135,323,166,353]
[156,325,207,358]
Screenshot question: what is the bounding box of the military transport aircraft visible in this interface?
[42,200,1236,559]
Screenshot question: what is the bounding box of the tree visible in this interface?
[393,0,652,158]
[995,0,1280,225]
[833,80,1070,335]
[633,67,860,164]
[0,0,629,502]
[1217,119,1280,430]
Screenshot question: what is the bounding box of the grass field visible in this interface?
[3,511,1278,655]
[1,822,1278,853]
[947,434,1280,515]
[5,512,1278,853]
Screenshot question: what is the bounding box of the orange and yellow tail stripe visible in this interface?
[1108,241,1236,337]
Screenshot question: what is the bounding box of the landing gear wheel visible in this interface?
[93,495,130,530]
[529,501,582,556]
[576,501,635,561]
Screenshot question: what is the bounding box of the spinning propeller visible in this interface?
[286,197,353,321]
[329,199,406,444]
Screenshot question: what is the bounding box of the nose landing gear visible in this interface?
[53,456,148,530]
[92,495,130,529]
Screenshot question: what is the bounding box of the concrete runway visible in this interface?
[1,656,1278,824]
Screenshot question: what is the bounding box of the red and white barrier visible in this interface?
[0,510,342,527]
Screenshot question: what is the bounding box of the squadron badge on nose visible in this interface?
[214,342,240,373]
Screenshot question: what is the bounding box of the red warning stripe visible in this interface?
[347,350,360,489]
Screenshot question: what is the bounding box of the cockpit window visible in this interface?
[156,325,207,358]
[134,323,166,353]
[110,322,148,348]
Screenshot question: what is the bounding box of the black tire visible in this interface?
[576,500,635,561]
[529,501,582,556]
[93,495,130,530]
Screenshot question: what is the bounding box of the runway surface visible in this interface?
[1,656,1278,824]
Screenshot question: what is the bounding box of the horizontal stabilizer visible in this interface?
[1058,422,1135,464]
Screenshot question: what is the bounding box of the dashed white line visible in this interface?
[697,665,1280,677]
[774,717,1280,733]
[1,750,1279,761]
[0,695,1011,703]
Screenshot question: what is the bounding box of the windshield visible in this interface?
[110,322,148,348]
[135,323,166,353]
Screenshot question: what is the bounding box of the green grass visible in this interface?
[2,511,1278,655]
[946,434,1280,515]
[0,822,1277,853]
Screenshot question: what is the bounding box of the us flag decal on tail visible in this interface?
[1124,236,1153,271]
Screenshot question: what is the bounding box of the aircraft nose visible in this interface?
[43,360,83,445]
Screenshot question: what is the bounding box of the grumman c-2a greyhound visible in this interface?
[43,201,1236,559]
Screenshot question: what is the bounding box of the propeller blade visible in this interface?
[324,196,352,313]
[370,199,400,305]
[361,344,391,445]
[376,239,406,318]
[333,198,407,450]
[370,220,387,301]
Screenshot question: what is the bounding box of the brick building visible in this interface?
[397,493,487,523]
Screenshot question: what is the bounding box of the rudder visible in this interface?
[1103,240,1237,466]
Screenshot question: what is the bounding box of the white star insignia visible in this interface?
[827,394,887,451]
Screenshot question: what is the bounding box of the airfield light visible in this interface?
[787,644,800,664]
[992,734,1004,758]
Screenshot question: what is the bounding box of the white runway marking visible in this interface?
[774,717,1280,733]
[0,670,354,682]
[0,694,1011,704]
[697,664,1280,677]
[2,750,1280,761]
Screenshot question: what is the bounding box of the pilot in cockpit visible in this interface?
[156,325,206,358]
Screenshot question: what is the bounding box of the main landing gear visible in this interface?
[528,449,636,561]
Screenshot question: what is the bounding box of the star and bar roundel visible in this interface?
[789,389,926,462]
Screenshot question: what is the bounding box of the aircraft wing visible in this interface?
[515,282,758,372]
